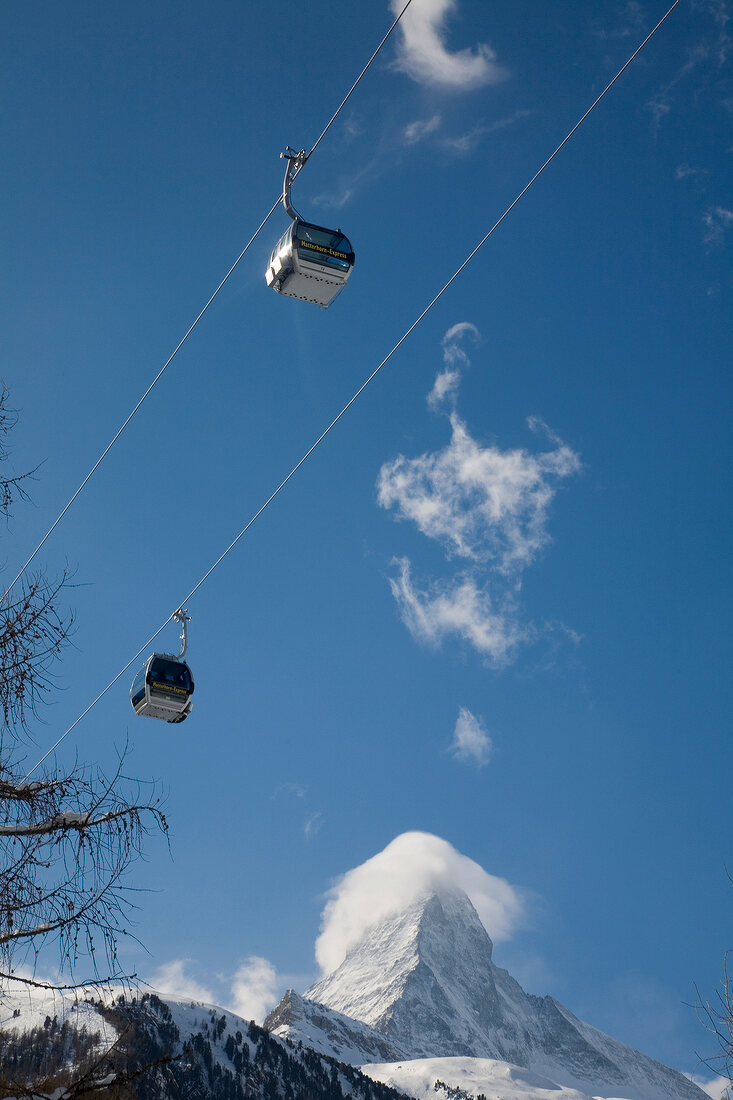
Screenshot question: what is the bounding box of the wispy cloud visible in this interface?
[692,0,731,62]
[442,321,481,360]
[428,322,480,410]
[149,959,214,1004]
[229,957,279,1023]
[404,114,442,144]
[450,706,494,767]
[593,1,647,41]
[378,324,579,664]
[441,121,490,154]
[312,142,388,212]
[648,43,712,128]
[428,368,462,409]
[312,185,353,211]
[483,108,533,133]
[271,782,306,800]
[675,162,703,180]
[441,110,531,154]
[696,0,730,27]
[342,114,364,141]
[388,558,527,664]
[304,811,324,840]
[703,205,733,245]
[389,0,506,89]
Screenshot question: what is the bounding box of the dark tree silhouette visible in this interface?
[0,385,169,1096]
[696,953,733,1100]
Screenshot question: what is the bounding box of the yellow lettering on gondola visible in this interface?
[152,681,187,695]
[299,241,348,260]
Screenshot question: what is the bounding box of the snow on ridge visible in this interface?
[266,988,409,1064]
[273,888,709,1100]
[362,1056,595,1100]
[0,984,119,1044]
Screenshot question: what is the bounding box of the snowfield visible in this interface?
[363,1056,597,1099]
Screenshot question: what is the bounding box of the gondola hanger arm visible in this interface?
[281,147,308,222]
[173,607,191,659]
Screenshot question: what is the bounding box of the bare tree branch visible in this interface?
[0,804,165,839]
[0,385,171,1098]
[0,384,36,522]
[695,954,733,1092]
[0,572,74,731]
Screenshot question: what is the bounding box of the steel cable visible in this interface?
[2,0,415,609]
[23,0,683,780]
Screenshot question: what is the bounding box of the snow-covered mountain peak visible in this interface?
[307,888,494,1034]
[267,886,709,1100]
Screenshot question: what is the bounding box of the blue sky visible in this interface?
[1,0,731,1088]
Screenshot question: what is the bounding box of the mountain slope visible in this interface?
[266,889,707,1100]
[0,989,411,1100]
[363,1057,599,1100]
[265,989,410,1064]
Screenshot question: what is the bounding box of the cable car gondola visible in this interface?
[130,609,194,723]
[265,148,355,309]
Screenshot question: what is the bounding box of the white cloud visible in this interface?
[271,782,305,800]
[593,1,646,40]
[377,411,580,572]
[441,110,531,154]
[694,0,732,63]
[313,185,353,211]
[404,113,442,144]
[343,115,364,141]
[379,327,579,664]
[450,706,494,767]
[388,557,526,664]
[648,44,709,128]
[429,323,480,410]
[484,108,532,133]
[441,122,490,153]
[442,321,480,363]
[148,957,282,1024]
[390,0,505,89]
[703,205,733,245]
[229,957,279,1024]
[149,959,214,1004]
[428,367,462,409]
[687,1074,731,1099]
[304,811,324,840]
[697,0,730,29]
[315,831,525,974]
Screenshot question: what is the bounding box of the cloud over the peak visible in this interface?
[390,0,505,89]
[315,832,524,974]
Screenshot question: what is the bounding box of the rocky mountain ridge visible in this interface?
[266,888,708,1100]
